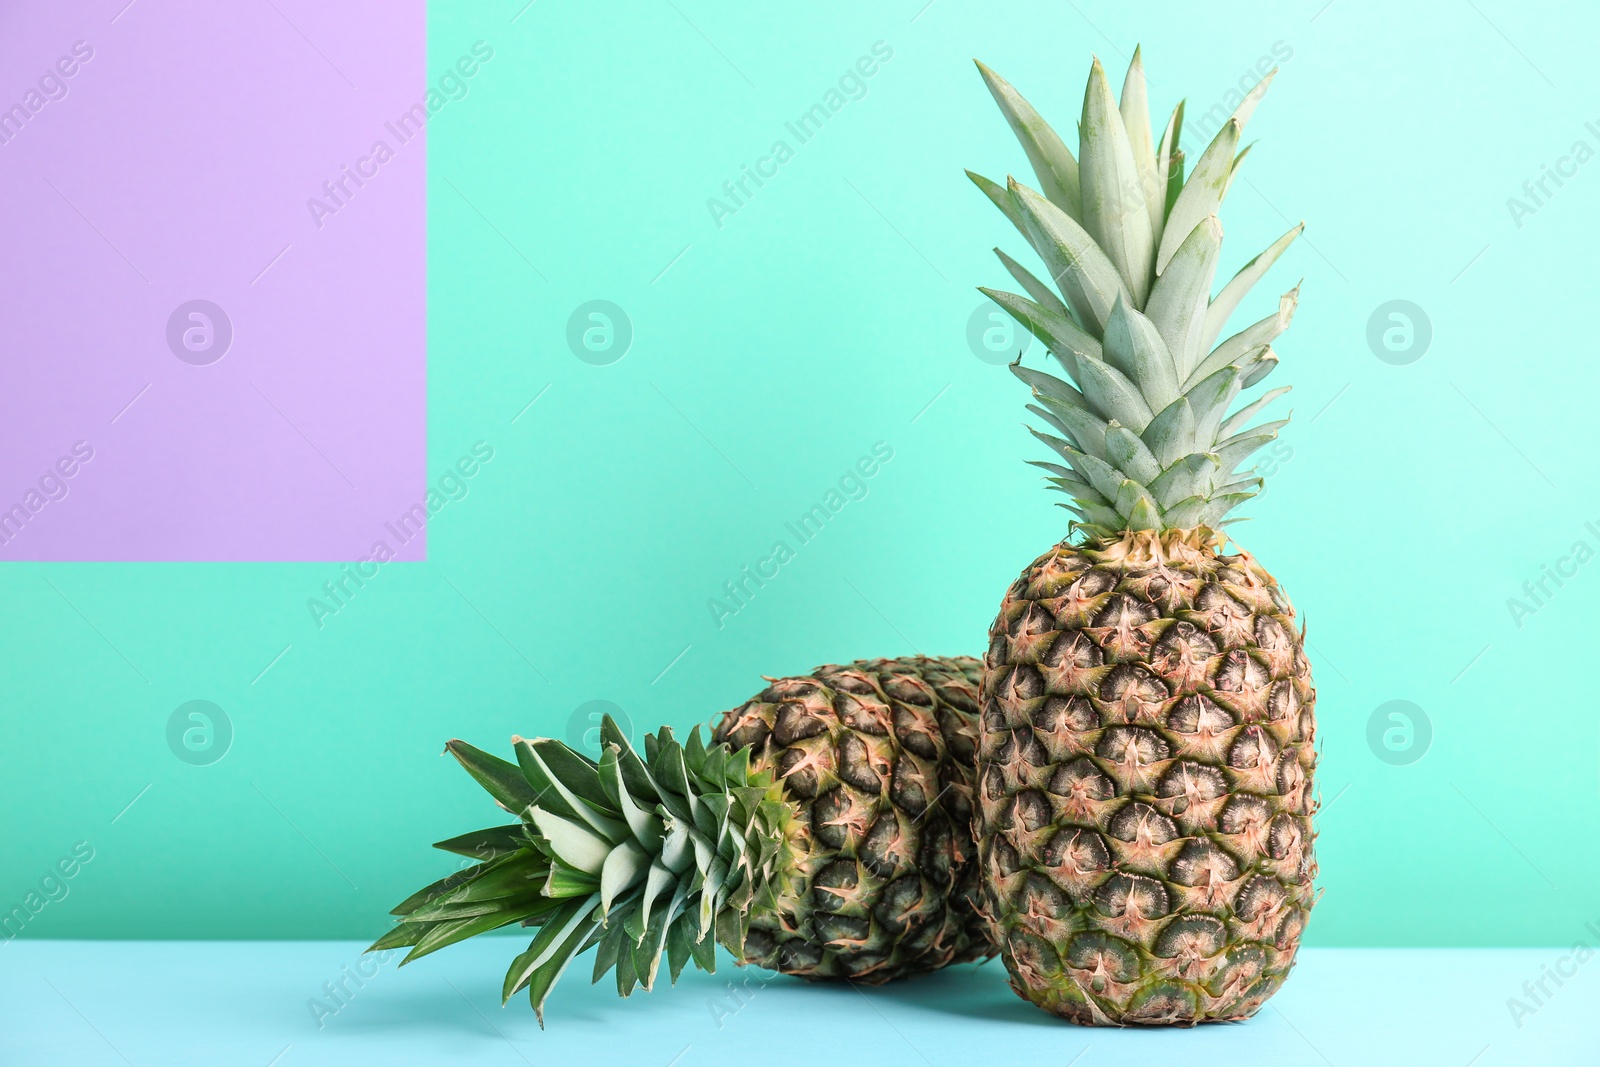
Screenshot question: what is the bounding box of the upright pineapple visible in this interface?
[968,51,1317,1025]
[374,656,994,1023]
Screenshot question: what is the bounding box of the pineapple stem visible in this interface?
[371,717,791,1026]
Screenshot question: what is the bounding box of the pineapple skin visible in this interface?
[713,656,998,983]
[977,530,1317,1025]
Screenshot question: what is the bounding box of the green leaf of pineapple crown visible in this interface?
[371,717,792,1026]
[971,48,1302,541]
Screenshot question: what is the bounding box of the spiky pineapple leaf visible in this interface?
[995,248,1072,320]
[1220,387,1291,439]
[1104,424,1161,485]
[446,740,538,815]
[1008,178,1129,334]
[1102,297,1179,414]
[1186,366,1246,448]
[1241,347,1279,388]
[1148,453,1221,509]
[1052,443,1127,503]
[1192,289,1298,388]
[1119,47,1161,239]
[1231,67,1278,130]
[1141,395,1198,468]
[518,738,617,823]
[1074,352,1154,431]
[433,824,530,861]
[378,722,791,1025]
[1146,215,1222,380]
[1028,403,1106,460]
[389,856,509,917]
[1156,120,1239,275]
[369,923,425,952]
[1155,100,1184,225]
[980,286,1101,376]
[1214,423,1286,474]
[1080,57,1155,303]
[966,169,1026,234]
[975,60,1082,217]
[400,893,550,924]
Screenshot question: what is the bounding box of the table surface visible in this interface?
[3,941,1593,1066]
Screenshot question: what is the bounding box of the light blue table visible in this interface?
[3,941,1592,1065]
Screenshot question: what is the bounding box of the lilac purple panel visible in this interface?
[0,0,426,561]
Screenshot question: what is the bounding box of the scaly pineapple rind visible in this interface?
[711,656,997,983]
[978,528,1317,1025]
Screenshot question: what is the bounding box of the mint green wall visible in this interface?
[6,0,1596,946]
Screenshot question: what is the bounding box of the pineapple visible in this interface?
[374,656,995,1023]
[968,51,1317,1025]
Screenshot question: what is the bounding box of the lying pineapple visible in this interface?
[968,51,1317,1025]
[374,656,995,1022]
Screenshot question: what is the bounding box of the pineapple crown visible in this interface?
[371,718,792,1025]
[971,48,1301,540]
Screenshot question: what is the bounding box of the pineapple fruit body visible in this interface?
[714,656,996,982]
[379,656,994,1021]
[978,529,1316,1024]
[966,47,1318,1022]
